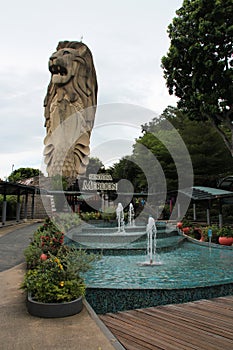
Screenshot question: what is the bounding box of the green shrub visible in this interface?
[23,244,42,269]
[53,212,82,232]
[202,225,220,243]
[218,226,233,237]
[21,248,99,302]
[21,218,100,302]
[100,207,116,221]
[80,211,101,221]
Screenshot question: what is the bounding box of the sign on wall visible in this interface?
[81,174,118,191]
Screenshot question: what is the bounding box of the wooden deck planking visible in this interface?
[150,304,233,335]
[103,310,229,350]
[140,308,233,348]
[107,311,202,350]
[101,315,180,350]
[143,308,233,342]
[100,296,233,350]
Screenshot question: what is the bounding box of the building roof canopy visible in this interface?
[179,186,233,201]
[0,181,41,195]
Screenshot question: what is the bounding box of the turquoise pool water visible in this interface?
[84,241,233,289]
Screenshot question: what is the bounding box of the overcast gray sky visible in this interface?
[0,0,183,179]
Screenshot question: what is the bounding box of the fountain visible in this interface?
[116,203,125,233]
[69,213,233,314]
[71,203,149,247]
[128,203,135,227]
[139,216,162,266]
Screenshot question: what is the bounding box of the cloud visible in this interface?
[0,0,183,178]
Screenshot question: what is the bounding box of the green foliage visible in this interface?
[109,105,233,193]
[181,223,233,243]
[23,244,43,269]
[134,129,179,192]
[161,0,233,154]
[0,195,18,219]
[24,218,65,268]
[139,107,233,188]
[201,225,233,242]
[22,248,99,303]
[21,218,100,303]
[8,167,41,182]
[21,252,86,303]
[80,209,116,221]
[53,212,82,232]
[100,207,116,221]
[181,217,192,228]
[218,226,233,237]
[202,225,220,243]
[110,156,144,192]
[85,157,104,176]
[80,211,101,221]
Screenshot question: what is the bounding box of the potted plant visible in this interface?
[21,218,99,318]
[218,226,233,246]
[202,225,220,243]
[177,218,192,234]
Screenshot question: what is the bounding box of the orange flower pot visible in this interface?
[218,237,233,246]
[182,227,190,234]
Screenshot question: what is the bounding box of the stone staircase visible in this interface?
[20,194,55,219]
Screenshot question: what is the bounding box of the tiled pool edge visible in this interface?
[86,283,233,314]
[84,232,233,314]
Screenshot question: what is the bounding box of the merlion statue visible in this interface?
[43,41,98,179]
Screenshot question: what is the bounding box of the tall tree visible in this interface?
[110,106,233,192]
[161,0,233,154]
[159,107,233,186]
[8,167,41,182]
[109,156,144,192]
[85,157,104,176]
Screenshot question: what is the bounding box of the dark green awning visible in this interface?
[179,186,233,201]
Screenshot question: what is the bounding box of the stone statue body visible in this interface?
[43,41,98,179]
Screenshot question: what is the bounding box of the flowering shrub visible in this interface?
[80,210,115,222]
[24,218,65,268]
[40,230,64,254]
[35,218,64,252]
[80,211,101,221]
[22,218,100,302]
[21,248,97,303]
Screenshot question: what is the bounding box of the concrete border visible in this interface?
[84,299,125,350]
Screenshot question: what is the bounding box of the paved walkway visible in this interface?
[0,222,123,350]
[0,221,41,272]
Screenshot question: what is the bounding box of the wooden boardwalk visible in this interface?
[100,296,233,350]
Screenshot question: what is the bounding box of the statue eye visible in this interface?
[63,50,70,55]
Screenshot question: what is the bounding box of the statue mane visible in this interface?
[44,41,98,131]
[43,41,98,179]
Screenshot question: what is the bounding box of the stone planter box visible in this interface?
[27,294,83,318]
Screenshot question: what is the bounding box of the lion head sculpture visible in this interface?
[43,41,98,179]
